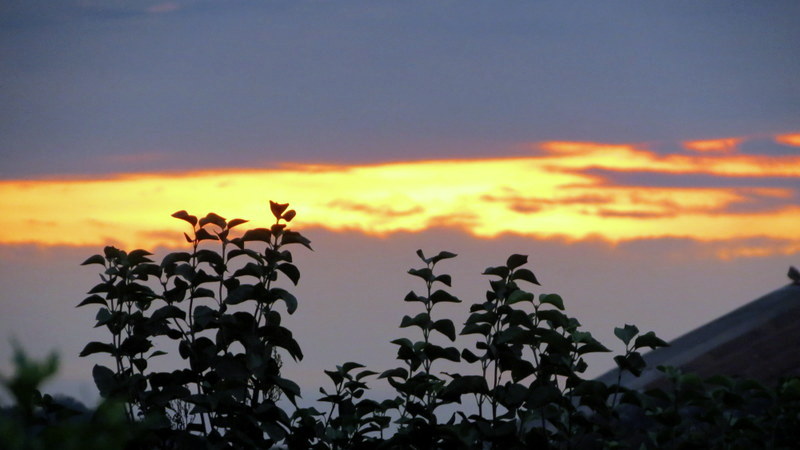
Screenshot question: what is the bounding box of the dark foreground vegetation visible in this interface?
[2,202,799,449]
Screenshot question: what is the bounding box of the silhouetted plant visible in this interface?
[69,200,800,449]
[78,201,310,448]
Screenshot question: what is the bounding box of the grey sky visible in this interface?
[2,0,798,177]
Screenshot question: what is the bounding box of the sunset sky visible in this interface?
[1,0,799,405]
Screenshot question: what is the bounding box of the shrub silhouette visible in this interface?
[4,201,798,449]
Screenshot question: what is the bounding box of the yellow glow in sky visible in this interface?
[1,135,799,258]
[683,138,741,153]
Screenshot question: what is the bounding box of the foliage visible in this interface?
[47,200,800,448]
[0,344,139,450]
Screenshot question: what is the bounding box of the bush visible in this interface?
[8,200,797,449]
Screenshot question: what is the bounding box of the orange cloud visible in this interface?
[683,138,741,153]
[1,136,798,257]
[776,133,800,147]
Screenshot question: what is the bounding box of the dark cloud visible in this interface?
[1,1,798,177]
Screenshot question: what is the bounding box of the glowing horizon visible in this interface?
[1,134,799,259]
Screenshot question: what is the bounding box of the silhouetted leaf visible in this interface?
[80,342,115,357]
[430,251,457,265]
[282,209,297,222]
[483,266,509,279]
[506,254,528,270]
[461,323,491,336]
[77,294,107,308]
[789,266,800,284]
[227,218,248,229]
[614,324,639,346]
[540,293,564,310]
[278,263,301,285]
[439,375,489,402]
[511,268,540,285]
[634,331,668,350]
[225,285,256,305]
[432,319,457,341]
[507,290,533,305]
[430,289,460,304]
[272,288,298,314]
[150,305,186,322]
[92,364,116,397]
[434,273,452,287]
[400,312,431,330]
[281,230,312,249]
[171,210,197,227]
[379,367,408,380]
[193,305,216,329]
[81,254,106,266]
[195,228,218,241]
[461,348,480,363]
[242,228,272,242]
[408,267,435,283]
[404,291,425,303]
[270,201,290,219]
[199,212,226,228]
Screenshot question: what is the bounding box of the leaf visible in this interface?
[195,228,218,241]
[92,365,117,397]
[281,230,312,250]
[439,375,489,402]
[171,210,197,227]
[461,323,491,336]
[539,293,564,310]
[277,263,301,285]
[512,268,540,285]
[424,344,460,362]
[404,291,425,303]
[274,376,301,404]
[789,266,800,284]
[432,319,457,341]
[224,285,256,305]
[77,294,107,308]
[430,251,457,265]
[340,362,366,374]
[634,331,668,350]
[434,274,452,287]
[461,348,480,363]
[507,290,534,305]
[270,201,290,219]
[80,342,116,357]
[161,251,191,268]
[242,228,272,242]
[614,324,639,346]
[150,305,186,322]
[193,305,216,329]
[282,209,297,222]
[81,254,106,266]
[537,309,569,328]
[483,266,509,279]
[497,328,530,347]
[227,218,248,229]
[400,312,431,330]
[379,367,408,380]
[415,249,426,262]
[199,212,226,228]
[408,267,435,283]
[506,254,528,270]
[430,289,460,304]
[272,287,298,314]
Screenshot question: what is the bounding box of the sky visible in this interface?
[1,0,799,406]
